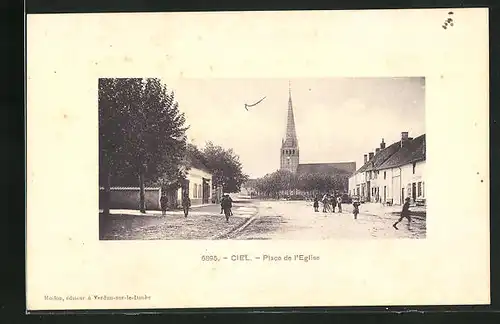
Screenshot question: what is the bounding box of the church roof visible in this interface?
[297,162,356,175]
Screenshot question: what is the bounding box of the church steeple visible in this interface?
[280,81,299,172]
[284,81,298,148]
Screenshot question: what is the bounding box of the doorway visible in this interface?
[202,178,210,204]
[383,186,387,203]
[412,182,417,202]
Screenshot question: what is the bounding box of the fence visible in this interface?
[99,187,162,211]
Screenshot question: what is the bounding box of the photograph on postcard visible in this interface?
[99,77,426,240]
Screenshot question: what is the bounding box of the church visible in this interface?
[279,83,356,182]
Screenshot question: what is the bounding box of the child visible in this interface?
[313,197,319,212]
[321,194,328,213]
[393,197,411,230]
[352,199,360,219]
[336,195,343,213]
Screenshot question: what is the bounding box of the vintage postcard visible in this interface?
[26,8,489,311]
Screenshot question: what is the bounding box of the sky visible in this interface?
[161,77,425,178]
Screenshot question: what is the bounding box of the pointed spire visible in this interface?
[283,81,298,148]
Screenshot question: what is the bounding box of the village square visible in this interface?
[99,78,426,240]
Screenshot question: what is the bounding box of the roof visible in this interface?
[297,162,356,175]
[378,134,426,170]
[363,141,402,172]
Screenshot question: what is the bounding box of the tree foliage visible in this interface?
[251,170,349,199]
[98,78,189,212]
[200,142,249,193]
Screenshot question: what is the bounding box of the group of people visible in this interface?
[159,192,233,222]
[160,192,191,218]
[313,194,344,213]
[312,193,412,229]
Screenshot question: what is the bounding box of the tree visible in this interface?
[98,78,188,213]
[251,170,349,200]
[201,142,249,193]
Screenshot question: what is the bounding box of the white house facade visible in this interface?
[177,166,213,206]
[348,132,426,206]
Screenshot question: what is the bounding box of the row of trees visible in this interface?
[99,78,247,216]
[248,170,349,199]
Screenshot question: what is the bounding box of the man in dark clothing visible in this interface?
[160,194,168,216]
[393,197,411,229]
[182,193,191,218]
[313,197,319,212]
[221,194,233,222]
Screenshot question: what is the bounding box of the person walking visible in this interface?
[321,193,329,213]
[221,193,233,222]
[182,192,191,218]
[393,197,411,229]
[330,194,336,213]
[352,198,360,220]
[160,194,168,216]
[313,197,319,212]
[336,195,343,213]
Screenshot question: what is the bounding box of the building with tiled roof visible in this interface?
[348,132,426,205]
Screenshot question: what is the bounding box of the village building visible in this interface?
[280,83,356,185]
[100,151,215,211]
[174,150,214,207]
[348,132,426,205]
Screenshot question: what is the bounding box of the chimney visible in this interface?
[369,152,374,160]
[401,132,409,147]
[375,148,380,154]
[363,154,368,164]
[380,138,386,149]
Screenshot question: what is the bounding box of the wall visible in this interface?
[99,187,161,210]
[376,168,393,204]
[401,160,426,203]
[349,172,366,197]
[182,167,213,206]
[348,175,356,195]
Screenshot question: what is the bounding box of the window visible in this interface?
[422,182,425,197]
[413,162,416,174]
[193,184,197,198]
[417,182,422,197]
[198,185,202,198]
[384,171,386,180]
